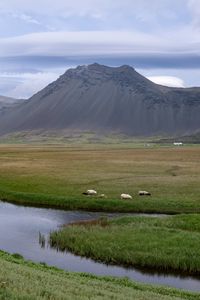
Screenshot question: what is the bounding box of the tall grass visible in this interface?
[50,214,200,275]
[39,232,46,248]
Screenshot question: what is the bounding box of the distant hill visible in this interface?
[0,95,18,108]
[0,95,25,115]
[0,63,199,136]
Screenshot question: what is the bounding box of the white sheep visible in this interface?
[99,194,106,198]
[120,193,132,200]
[173,142,183,146]
[82,189,97,196]
[138,191,151,196]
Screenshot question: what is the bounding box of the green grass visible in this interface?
[0,250,199,300]
[0,130,157,146]
[1,144,200,298]
[49,214,200,275]
[0,144,200,213]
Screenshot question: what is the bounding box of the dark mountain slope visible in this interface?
[0,63,199,136]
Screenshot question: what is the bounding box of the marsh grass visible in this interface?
[0,250,199,300]
[67,216,109,227]
[0,145,200,213]
[39,232,46,248]
[50,214,200,275]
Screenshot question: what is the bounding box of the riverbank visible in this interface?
[0,250,199,300]
[0,145,200,213]
[1,200,199,292]
[50,214,200,275]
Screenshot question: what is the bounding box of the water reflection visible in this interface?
[0,201,199,292]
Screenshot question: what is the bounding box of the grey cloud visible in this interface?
[0,30,200,58]
[2,54,200,70]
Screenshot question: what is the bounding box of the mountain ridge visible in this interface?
[0,63,200,136]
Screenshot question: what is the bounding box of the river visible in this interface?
[0,200,199,292]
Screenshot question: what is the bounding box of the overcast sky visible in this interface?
[1,0,200,98]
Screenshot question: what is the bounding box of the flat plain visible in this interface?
[0,143,199,213]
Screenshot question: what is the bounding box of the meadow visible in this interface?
[0,250,199,300]
[0,143,200,298]
[0,144,200,213]
[50,214,200,275]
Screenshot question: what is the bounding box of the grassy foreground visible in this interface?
[0,251,199,300]
[0,144,200,213]
[50,214,200,275]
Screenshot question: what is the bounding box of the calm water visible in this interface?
[0,201,199,292]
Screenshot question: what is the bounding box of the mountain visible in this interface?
[0,63,200,136]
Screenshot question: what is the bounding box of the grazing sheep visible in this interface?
[120,193,132,200]
[173,142,183,146]
[99,194,106,198]
[138,191,151,196]
[82,189,97,196]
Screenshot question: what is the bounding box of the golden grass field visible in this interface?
[0,144,199,213]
